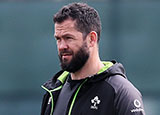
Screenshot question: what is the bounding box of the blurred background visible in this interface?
[0,0,160,114]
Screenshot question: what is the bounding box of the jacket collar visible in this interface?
[42,61,114,89]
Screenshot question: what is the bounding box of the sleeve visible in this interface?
[108,75,146,115]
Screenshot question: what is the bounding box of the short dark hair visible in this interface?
[53,2,101,42]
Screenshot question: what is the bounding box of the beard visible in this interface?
[59,42,89,73]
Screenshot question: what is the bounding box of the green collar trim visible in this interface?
[97,61,113,74]
[57,61,113,84]
[57,71,69,84]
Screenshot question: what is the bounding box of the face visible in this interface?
[54,19,90,73]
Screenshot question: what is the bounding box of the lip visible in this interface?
[62,53,72,56]
[62,55,71,58]
[61,53,72,59]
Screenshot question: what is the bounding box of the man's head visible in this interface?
[54,2,101,42]
[54,3,101,73]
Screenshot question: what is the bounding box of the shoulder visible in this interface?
[105,75,145,115]
[106,75,141,96]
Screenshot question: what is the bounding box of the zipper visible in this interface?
[41,71,69,115]
[42,79,87,115]
[41,85,63,115]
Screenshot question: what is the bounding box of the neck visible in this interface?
[71,52,104,80]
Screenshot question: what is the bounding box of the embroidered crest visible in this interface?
[90,96,101,110]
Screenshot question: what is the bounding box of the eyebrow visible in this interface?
[54,34,75,39]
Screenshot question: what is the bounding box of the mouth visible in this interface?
[62,53,71,58]
[61,52,72,60]
[59,50,73,61]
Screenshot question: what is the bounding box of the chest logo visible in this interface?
[90,96,101,110]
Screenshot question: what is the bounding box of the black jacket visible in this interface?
[41,61,145,115]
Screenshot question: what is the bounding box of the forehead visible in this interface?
[54,19,77,35]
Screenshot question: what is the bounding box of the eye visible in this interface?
[66,36,72,39]
[55,37,61,41]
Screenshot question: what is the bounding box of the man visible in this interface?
[41,2,145,115]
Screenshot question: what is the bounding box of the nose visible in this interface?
[57,39,68,51]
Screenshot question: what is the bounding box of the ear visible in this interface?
[88,31,98,47]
